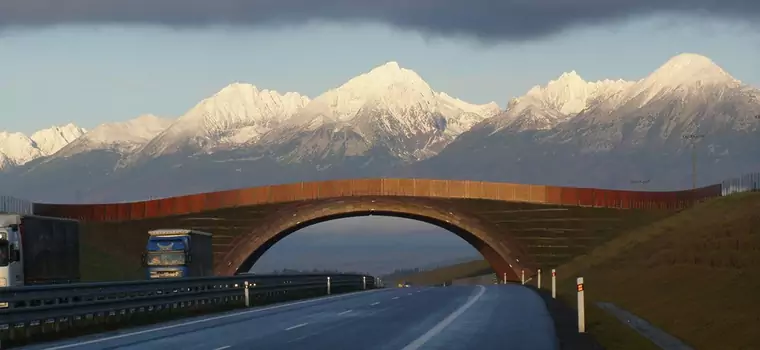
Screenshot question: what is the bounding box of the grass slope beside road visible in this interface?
[552,192,760,350]
[397,192,760,349]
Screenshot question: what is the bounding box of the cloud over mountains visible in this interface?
[1,0,759,40]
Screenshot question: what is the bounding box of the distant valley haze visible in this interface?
[1,7,758,274]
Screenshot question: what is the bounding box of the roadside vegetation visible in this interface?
[397,192,760,349]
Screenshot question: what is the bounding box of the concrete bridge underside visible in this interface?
[30,178,720,282]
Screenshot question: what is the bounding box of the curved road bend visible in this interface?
[24,285,557,350]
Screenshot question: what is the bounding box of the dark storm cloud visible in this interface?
[1,0,759,40]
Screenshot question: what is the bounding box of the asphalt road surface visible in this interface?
[24,285,558,350]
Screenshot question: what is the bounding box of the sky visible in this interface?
[2,5,759,273]
[1,14,759,134]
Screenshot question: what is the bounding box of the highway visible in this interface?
[23,285,558,350]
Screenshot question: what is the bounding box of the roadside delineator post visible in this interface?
[244,281,250,307]
[521,269,525,285]
[327,276,331,295]
[537,268,542,289]
[503,272,507,284]
[363,276,367,290]
[551,269,557,299]
[577,277,586,333]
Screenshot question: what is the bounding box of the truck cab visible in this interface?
[0,225,23,288]
[143,229,213,279]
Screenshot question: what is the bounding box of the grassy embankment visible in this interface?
[396,192,760,349]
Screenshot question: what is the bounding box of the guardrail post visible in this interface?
[363,276,366,290]
[521,269,525,285]
[503,272,507,284]
[327,276,331,295]
[244,281,251,307]
[537,268,542,289]
[552,269,556,299]
[577,277,585,333]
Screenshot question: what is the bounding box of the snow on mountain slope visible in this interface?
[0,124,86,169]
[277,62,500,163]
[125,84,310,165]
[485,71,633,133]
[525,53,760,153]
[30,123,86,155]
[436,92,500,136]
[54,114,173,157]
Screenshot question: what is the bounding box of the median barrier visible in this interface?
[0,273,376,348]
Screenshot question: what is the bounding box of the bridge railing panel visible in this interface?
[530,185,546,203]
[466,181,485,198]
[238,186,269,205]
[298,181,319,200]
[185,193,208,213]
[411,179,431,197]
[269,183,302,202]
[145,198,160,218]
[481,182,501,200]
[352,179,383,196]
[321,179,353,198]
[392,178,417,196]
[559,187,578,206]
[447,180,467,198]
[128,201,146,220]
[429,179,448,197]
[578,188,595,207]
[546,186,562,204]
[514,184,531,202]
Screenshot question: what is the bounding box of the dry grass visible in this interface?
[398,193,760,349]
[550,192,760,349]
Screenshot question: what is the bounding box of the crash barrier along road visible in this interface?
[0,273,377,347]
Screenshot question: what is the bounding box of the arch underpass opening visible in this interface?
[251,215,486,279]
[223,207,526,283]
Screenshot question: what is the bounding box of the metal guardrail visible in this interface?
[0,273,377,346]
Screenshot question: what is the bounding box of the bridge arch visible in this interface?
[217,196,534,281]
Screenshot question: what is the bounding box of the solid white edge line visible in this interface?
[40,289,386,350]
[212,346,231,350]
[400,285,486,350]
[370,302,380,306]
[337,310,352,315]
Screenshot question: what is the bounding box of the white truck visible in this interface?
[0,214,81,289]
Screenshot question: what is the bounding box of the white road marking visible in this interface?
[338,310,352,315]
[408,293,413,295]
[392,297,399,300]
[212,346,231,350]
[285,323,308,331]
[400,285,487,350]
[371,302,380,306]
[41,289,387,349]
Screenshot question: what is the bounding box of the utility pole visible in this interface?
[682,133,705,190]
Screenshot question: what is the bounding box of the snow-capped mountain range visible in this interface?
[0,124,86,169]
[1,53,758,202]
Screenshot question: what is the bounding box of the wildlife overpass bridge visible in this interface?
[31,178,721,282]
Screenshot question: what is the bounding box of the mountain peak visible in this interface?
[649,53,736,86]
[557,70,583,81]
[376,61,401,70]
[29,123,86,155]
[361,61,422,83]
